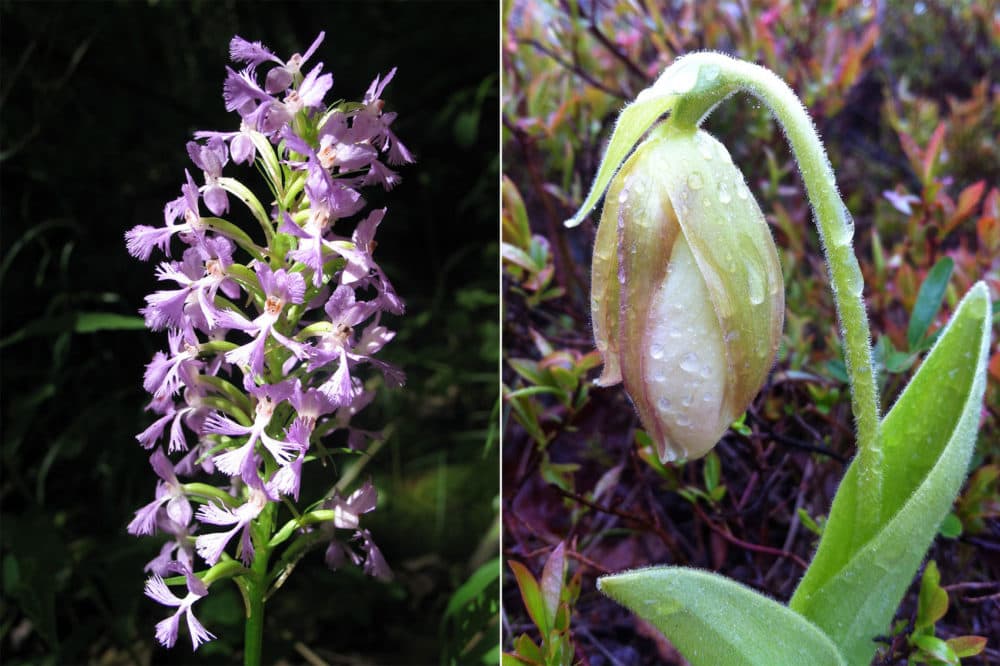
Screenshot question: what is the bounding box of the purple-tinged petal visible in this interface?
[184,606,215,650]
[126,225,176,261]
[202,185,229,217]
[364,67,396,105]
[300,31,325,64]
[203,412,252,437]
[128,491,168,535]
[265,67,294,95]
[229,36,279,66]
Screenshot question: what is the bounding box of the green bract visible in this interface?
[591,123,783,462]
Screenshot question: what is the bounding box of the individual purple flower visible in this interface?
[222,66,275,131]
[195,124,257,166]
[352,67,414,166]
[194,487,268,565]
[125,170,205,261]
[144,566,215,649]
[144,517,197,577]
[205,380,299,487]
[287,377,338,429]
[187,137,229,216]
[328,208,404,314]
[230,32,325,94]
[267,419,310,500]
[136,392,203,454]
[223,262,308,377]
[328,480,378,529]
[282,130,366,218]
[142,328,202,399]
[142,238,239,331]
[356,528,392,581]
[127,448,193,536]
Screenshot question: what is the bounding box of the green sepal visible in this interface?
[598,567,846,666]
[790,282,992,666]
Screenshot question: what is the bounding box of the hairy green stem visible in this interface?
[667,53,882,537]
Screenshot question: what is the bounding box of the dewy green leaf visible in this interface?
[790,282,992,666]
[907,256,954,350]
[598,567,846,666]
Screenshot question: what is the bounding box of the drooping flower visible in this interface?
[127,448,193,536]
[589,124,784,462]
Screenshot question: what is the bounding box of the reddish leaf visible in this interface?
[922,122,947,184]
[947,635,987,658]
[943,180,986,235]
[539,542,566,628]
[989,349,1000,383]
[897,130,924,179]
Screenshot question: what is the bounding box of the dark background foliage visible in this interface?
[1,1,498,664]
[502,1,999,664]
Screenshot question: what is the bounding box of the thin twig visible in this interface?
[692,502,809,570]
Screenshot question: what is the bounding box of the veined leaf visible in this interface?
[598,567,846,666]
[790,282,992,666]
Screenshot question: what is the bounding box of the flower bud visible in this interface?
[592,123,783,462]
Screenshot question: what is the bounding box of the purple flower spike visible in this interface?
[129,32,409,651]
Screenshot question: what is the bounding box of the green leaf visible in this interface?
[916,561,948,631]
[443,557,500,619]
[598,567,846,666]
[790,282,992,666]
[508,560,548,637]
[913,635,959,664]
[907,257,954,350]
[937,512,962,539]
[73,312,145,333]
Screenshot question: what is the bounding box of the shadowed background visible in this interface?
[1,1,498,664]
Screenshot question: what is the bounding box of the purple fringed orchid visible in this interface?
[126,32,407,653]
[144,566,215,650]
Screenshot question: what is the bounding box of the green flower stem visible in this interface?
[202,217,267,261]
[219,177,274,245]
[181,482,242,507]
[244,504,274,666]
[667,53,882,536]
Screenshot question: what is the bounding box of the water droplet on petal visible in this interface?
[650,343,665,359]
[717,181,731,204]
[679,352,699,372]
[658,396,672,412]
[695,134,713,160]
[748,268,765,305]
[687,172,704,190]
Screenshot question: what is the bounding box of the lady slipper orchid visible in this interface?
[589,123,783,462]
